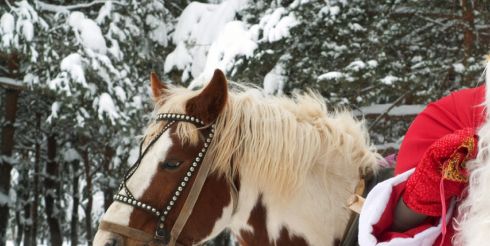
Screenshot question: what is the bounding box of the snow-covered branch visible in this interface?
[0,77,24,90]
[35,0,126,13]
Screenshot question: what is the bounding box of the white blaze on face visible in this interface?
[96,131,173,231]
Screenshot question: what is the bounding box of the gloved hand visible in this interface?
[402,128,478,216]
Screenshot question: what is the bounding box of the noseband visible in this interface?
[103,113,238,246]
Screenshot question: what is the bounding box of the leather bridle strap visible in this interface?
[99,221,153,242]
[167,142,216,246]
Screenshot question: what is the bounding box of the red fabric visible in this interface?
[403,128,477,216]
[373,183,453,246]
[373,86,486,245]
[373,181,437,241]
[395,86,486,175]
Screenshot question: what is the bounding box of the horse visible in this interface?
[94,69,381,246]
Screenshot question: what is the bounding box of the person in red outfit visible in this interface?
[358,62,490,246]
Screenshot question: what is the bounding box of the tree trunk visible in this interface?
[30,113,41,246]
[83,149,93,246]
[44,135,62,246]
[14,211,22,246]
[22,200,31,246]
[70,161,80,246]
[0,89,20,246]
[102,146,115,211]
[21,166,31,246]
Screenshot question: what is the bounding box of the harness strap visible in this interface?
[229,177,239,214]
[340,177,366,245]
[167,146,216,246]
[99,221,153,242]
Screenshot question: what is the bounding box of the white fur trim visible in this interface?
[359,168,455,246]
[484,60,490,111]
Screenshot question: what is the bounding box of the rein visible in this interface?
[101,113,238,246]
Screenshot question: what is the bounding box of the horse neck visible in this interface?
[228,167,354,246]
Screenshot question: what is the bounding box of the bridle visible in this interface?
[100,113,238,246]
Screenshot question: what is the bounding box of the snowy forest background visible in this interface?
[0,0,489,245]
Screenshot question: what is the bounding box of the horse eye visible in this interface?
[160,160,182,170]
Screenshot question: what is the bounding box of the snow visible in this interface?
[260,8,299,43]
[96,1,112,24]
[146,15,168,46]
[172,0,247,45]
[1,13,15,47]
[318,71,344,81]
[92,190,106,220]
[114,86,127,102]
[108,38,123,61]
[190,21,258,88]
[23,73,39,85]
[166,0,249,81]
[63,148,81,162]
[360,104,425,116]
[411,56,423,63]
[76,112,85,127]
[375,142,402,151]
[349,23,366,32]
[61,53,87,86]
[164,42,193,74]
[98,93,120,124]
[320,5,340,18]
[68,11,107,54]
[0,13,14,33]
[30,45,39,62]
[453,63,465,73]
[128,146,140,166]
[46,101,61,123]
[380,75,400,85]
[329,6,341,16]
[0,13,15,34]
[346,60,366,71]
[0,191,11,206]
[20,20,34,41]
[130,95,143,109]
[367,60,378,68]
[0,77,23,89]
[263,61,286,95]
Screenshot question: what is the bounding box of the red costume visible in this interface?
[359,85,486,246]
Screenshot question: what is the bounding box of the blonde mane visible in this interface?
[147,84,380,197]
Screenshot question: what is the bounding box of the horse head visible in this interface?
[94,69,236,246]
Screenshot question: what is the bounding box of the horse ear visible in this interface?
[186,69,228,124]
[150,72,167,101]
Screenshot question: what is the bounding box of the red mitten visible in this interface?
[403,128,477,216]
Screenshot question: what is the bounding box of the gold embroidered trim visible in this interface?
[442,137,475,182]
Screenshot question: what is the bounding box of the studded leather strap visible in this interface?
[168,139,216,245]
